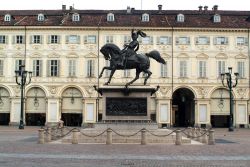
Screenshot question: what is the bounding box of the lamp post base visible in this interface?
[228,126,234,132]
[19,121,24,129]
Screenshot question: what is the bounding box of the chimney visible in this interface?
[198,6,203,12]
[131,7,135,12]
[158,4,162,11]
[204,6,208,11]
[62,5,66,10]
[69,6,73,10]
[127,6,131,13]
[213,5,218,11]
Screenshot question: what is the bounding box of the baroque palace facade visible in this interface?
[0,5,249,128]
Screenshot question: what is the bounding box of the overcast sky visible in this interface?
[0,0,249,11]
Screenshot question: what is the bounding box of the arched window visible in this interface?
[72,13,80,21]
[213,14,221,23]
[37,14,45,21]
[4,14,11,22]
[142,13,149,22]
[107,13,114,22]
[177,14,185,22]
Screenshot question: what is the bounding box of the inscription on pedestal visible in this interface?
[106,97,147,116]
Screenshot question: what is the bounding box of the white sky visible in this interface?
[0,0,249,11]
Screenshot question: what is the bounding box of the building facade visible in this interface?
[0,5,249,127]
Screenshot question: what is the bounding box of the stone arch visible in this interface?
[59,85,87,98]
[172,85,197,99]
[26,85,49,97]
[0,86,11,125]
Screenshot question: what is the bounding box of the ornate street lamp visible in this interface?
[15,65,32,129]
[221,67,239,132]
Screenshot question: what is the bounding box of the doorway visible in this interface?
[172,88,195,127]
[26,113,46,126]
[61,113,82,126]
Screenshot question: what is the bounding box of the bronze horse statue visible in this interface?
[99,43,166,86]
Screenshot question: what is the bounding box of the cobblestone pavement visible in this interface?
[0,126,250,167]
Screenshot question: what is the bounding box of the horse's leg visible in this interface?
[126,68,141,86]
[99,66,111,78]
[143,69,152,85]
[105,68,116,85]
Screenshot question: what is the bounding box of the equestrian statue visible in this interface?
[99,29,166,86]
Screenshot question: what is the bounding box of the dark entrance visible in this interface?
[0,113,10,125]
[61,113,82,127]
[26,113,46,126]
[172,88,195,127]
[211,115,229,127]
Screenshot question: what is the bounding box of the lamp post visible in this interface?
[15,65,32,129]
[221,67,239,132]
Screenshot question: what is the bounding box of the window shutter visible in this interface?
[187,37,190,44]
[77,35,80,44]
[244,37,248,45]
[12,35,16,44]
[32,60,36,75]
[207,37,210,44]
[40,35,43,44]
[30,36,33,44]
[195,37,198,44]
[225,37,228,45]
[213,37,217,45]
[84,36,88,44]
[23,36,26,44]
[57,60,60,77]
[156,37,160,45]
[39,60,43,77]
[175,37,179,44]
[5,36,8,44]
[57,35,61,44]
[48,35,51,44]
[47,60,50,77]
[65,35,69,44]
[150,36,153,44]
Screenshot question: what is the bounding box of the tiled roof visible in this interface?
[0,9,250,28]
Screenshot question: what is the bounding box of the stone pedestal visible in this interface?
[97,86,158,122]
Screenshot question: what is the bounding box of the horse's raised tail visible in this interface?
[146,50,166,64]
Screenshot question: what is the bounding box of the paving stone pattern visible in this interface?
[0,126,250,167]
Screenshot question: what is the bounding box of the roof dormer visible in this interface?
[177,13,184,22]
[107,13,114,22]
[142,13,149,22]
[37,13,45,21]
[213,14,221,23]
[72,13,80,22]
[4,14,11,22]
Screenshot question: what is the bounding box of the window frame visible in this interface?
[198,60,207,78]
[68,59,76,77]
[0,35,6,44]
[142,13,149,22]
[87,60,95,77]
[33,60,42,77]
[37,14,45,21]
[177,14,185,22]
[179,60,187,77]
[0,59,3,76]
[237,61,245,78]
[4,14,11,22]
[213,14,221,23]
[107,13,115,22]
[72,13,80,21]
[160,62,167,78]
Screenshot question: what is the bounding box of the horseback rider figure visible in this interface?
[119,29,147,67]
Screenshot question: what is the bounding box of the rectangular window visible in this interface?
[68,60,76,77]
[0,35,6,44]
[32,35,41,44]
[196,37,210,45]
[87,60,95,77]
[214,37,228,45]
[105,36,113,43]
[238,61,245,78]
[217,61,225,77]
[176,37,190,45]
[0,60,3,76]
[160,63,167,77]
[66,35,80,44]
[236,37,248,46]
[199,61,207,78]
[180,61,187,77]
[50,35,59,44]
[124,69,130,78]
[140,36,153,45]
[124,35,131,44]
[16,35,24,44]
[15,60,25,76]
[157,36,171,45]
[32,60,42,77]
[84,35,96,44]
[48,60,59,77]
